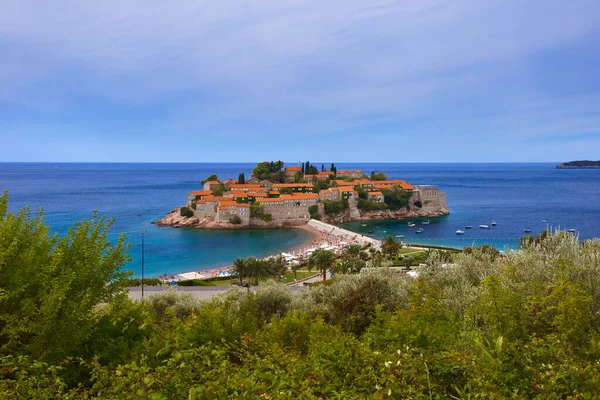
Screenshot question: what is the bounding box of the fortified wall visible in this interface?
[412,185,448,214]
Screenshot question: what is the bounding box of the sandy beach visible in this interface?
[163,221,381,282]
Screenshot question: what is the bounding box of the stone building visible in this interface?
[229,184,261,192]
[272,183,315,193]
[367,191,384,203]
[203,180,221,191]
[216,201,250,225]
[256,193,319,225]
[337,170,368,179]
[413,185,448,214]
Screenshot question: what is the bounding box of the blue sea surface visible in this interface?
[1,163,599,276]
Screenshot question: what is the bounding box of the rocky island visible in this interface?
[557,160,600,169]
[155,161,449,229]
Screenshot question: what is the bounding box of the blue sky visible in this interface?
[1,0,599,162]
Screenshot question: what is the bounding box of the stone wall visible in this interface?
[413,186,449,214]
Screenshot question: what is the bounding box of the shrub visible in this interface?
[358,199,389,211]
[322,199,348,215]
[125,278,162,287]
[254,282,293,321]
[250,202,273,221]
[146,289,203,319]
[229,215,242,224]
[308,204,321,220]
[414,200,422,208]
[180,206,193,217]
[176,279,215,286]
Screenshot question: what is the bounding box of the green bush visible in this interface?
[414,200,422,208]
[180,206,193,217]
[229,215,242,224]
[308,204,321,220]
[250,202,273,221]
[322,199,348,215]
[125,278,162,287]
[176,279,215,286]
[357,199,389,211]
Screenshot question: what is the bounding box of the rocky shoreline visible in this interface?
[153,206,449,230]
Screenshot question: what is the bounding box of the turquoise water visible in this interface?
[2,162,599,276]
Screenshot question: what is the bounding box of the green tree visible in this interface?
[201,174,219,185]
[381,186,412,210]
[232,258,248,285]
[0,192,132,365]
[308,249,336,282]
[344,244,362,258]
[250,202,272,221]
[246,258,273,285]
[330,163,337,174]
[252,161,284,181]
[237,173,245,184]
[382,235,401,258]
[370,171,387,181]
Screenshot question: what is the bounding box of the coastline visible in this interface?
[161,225,321,281]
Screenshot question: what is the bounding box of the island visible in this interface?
[557,160,600,169]
[155,160,449,229]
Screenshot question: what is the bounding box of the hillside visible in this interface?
[556,160,600,168]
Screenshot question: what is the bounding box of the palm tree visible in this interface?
[344,244,362,258]
[267,255,287,282]
[232,258,248,286]
[382,235,401,259]
[308,249,336,282]
[245,257,272,285]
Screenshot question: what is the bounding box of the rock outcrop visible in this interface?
[321,207,448,224]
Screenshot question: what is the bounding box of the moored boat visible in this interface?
[422,220,430,225]
[479,225,490,229]
[566,228,576,233]
[396,235,405,238]
[524,228,532,233]
[465,226,472,229]
[416,228,423,233]
[407,222,416,227]
[456,230,465,235]
[491,221,497,226]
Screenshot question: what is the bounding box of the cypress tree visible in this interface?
[305,161,311,174]
[302,162,305,174]
[321,164,325,172]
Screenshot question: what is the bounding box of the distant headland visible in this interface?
[556,160,600,169]
[155,161,449,229]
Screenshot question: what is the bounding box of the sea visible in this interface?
[1,163,599,277]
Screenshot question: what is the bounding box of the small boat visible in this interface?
[361,224,367,227]
[407,222,416,227]
[383,231,387,233]
[524,228,532,233]
[541,220,547,223]
[491,221,497,226]
[421,220,430,225]
[137,213,142,217]
[416,228,423,233]
[479,225,490,229]
[368,229,375,233]
[566,228,576,233]
[396,235,405,238]
[456,230,465,235]
[465,226,472,229]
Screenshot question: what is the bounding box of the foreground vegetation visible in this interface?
[2,192,600,398]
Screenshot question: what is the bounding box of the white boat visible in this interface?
[465,226,472,229]
[491,221,497,226]
[407,222,416,227]
[456,230,465,235]
[383,231,387,233]
[416,228,423,233]
[541,220,547,223]
[396,235,405,238]
[421,220,430,225]
[479,225,490,229]
[524,228,532,233]
[361,224,367,227]
[566,228,576,233]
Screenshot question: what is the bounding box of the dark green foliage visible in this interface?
[125,278,162,287]
[322,199,348,215]
[4,204,600,399]
[414,200,422,208]
[229,215,242,224]
[370,171,387,181]
[463,244,500,260]
[330,163,337,174]
[179,206,193,217]
[381,186,412,210]
[237,173,245,184]
[558,160,600,168]
[250,202,272,221]
[308,204,321,220]
[357,199,389,211]
[252,161,284,181]
[200,174,218,185]
[176,279,215,286]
